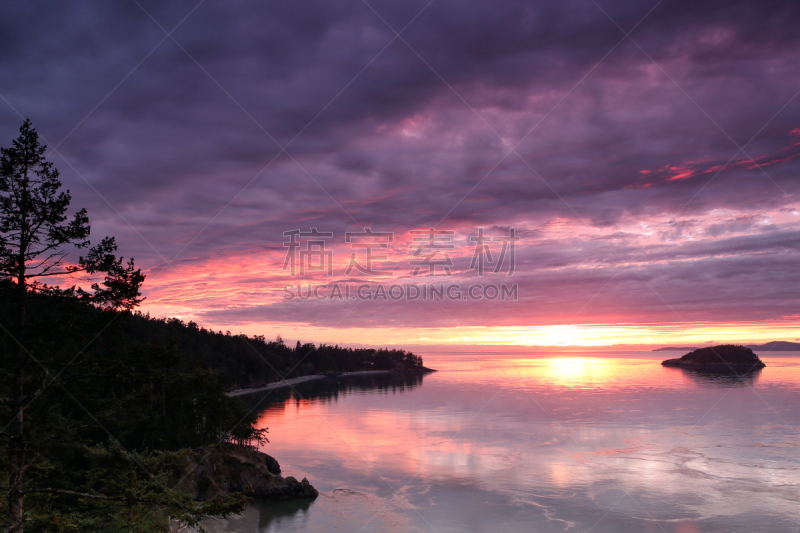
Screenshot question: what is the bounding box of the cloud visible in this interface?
[2,0,800,336]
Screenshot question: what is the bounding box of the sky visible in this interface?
[1,0,799,348]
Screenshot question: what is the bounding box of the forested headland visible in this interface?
[0,279,428,531]
[0,120,426,531]
[114,307,427,390]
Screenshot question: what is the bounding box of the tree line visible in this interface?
[115,313,425,389]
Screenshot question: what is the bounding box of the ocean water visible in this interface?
[206,352,800,532]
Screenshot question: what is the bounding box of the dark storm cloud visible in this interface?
[2,0,800,329]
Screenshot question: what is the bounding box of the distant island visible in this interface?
[653,346,697,352]
[661,344,765,371]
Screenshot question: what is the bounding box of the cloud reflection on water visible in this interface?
[223,354,800,532]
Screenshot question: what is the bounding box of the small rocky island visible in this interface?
[179,445,319,501]
[661,344,765,371]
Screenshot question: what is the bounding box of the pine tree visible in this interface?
[0,119,144,532]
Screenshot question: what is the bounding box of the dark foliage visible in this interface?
[677,345,763,364]
[111,312,425,390]
[0,281,426,529]
[0,120,144,311]
[0,120,245,531]
[0,282,257,530]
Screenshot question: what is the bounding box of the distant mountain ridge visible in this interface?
[654,341,800,353]
[745,341,800,352]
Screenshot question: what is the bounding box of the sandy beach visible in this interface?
[225,370,398,397]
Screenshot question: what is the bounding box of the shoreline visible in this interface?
[226,369,433,397]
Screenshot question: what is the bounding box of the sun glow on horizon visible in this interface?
[138,307,800,349]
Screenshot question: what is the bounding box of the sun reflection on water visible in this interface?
[234,355,800,532]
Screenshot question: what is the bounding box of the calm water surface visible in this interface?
[208,352,800,532]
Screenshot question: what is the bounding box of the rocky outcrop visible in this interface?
[178,445,318,501]
[662,344,765,371]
